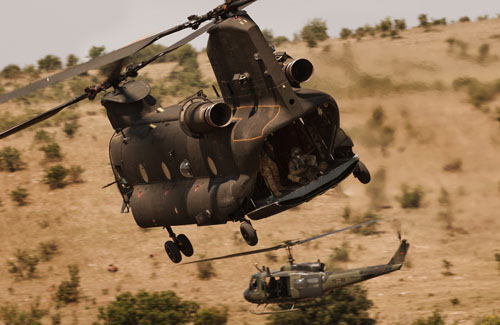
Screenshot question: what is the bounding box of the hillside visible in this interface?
[1,18,500,324]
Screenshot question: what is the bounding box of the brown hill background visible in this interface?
[1,18,500,324]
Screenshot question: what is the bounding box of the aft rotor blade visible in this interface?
[0,93,88,140]
[296,219,378,246]
[182,243,286,265]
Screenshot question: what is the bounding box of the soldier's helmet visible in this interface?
[290,147,302,157]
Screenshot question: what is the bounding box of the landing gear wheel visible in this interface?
[164,240,182,263]
[176,234,194,257]
[240,222,258,246]
[353,160,371,184]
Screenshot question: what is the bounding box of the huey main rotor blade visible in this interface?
[182,219,378,265]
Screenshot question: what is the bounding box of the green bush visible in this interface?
[55,264,80,304]
[22,65,40,79]
[97,290,200,324]
[33,130,53,143]
[418,14,429,28]
[394,19,407,30]
[7,249,39,279]
[475,314,500,324]
[66,54,79,68]
[330,243,349,262]
[459,16,470,22]
[39,142,62,161]
[478,43,490,63]
[38,54,62,71]
[0,301,47,325]
[88,45,106,59]
[63,121,79,137]
[351,210,380,236]
[0,146,25,172]
[193,306,228,325]
[412,310,445,325]
[368,106,386,127]
[1,64,22,79]
[267,285,374,325]
[44,165,69,189]
[10,187,29,206]
[300,18,328,48]
[431,18,447,25]
[340,28,352,39]
[261,29,289,46]
[442,259,454,276]
[397,184,424,208]
[477,15,489,21]
[38,241,58,262]
[197,261,216,280]
[68,165,85,183]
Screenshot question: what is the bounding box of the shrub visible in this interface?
[7,249,39,279]
[44,165,69,189]
[418,14,429,28]
[22,65,40,79]
[330,243,349,262]
[10,187,29,206]
[477,15,489,21]
[267,285,374,325]
[63,121,79,137]
[379,17,392,32]
[351,210,380,236]
[88,45,106,59]
[340,28,352,39]
[366,167,387,209]
[412,310,445,325]
[450,298,460,305]
[459,16,470,22]
[478,43,490,63]
[0,146,25,172]
[38,241,58,262]
[475,315,500,324]
[197,261,216,280]
[97,290,200,324]
[300,18,328,48]
[380,126,395,152]
[394,19,407,30]
[261,29,289,46]
[1,64,22,79]
[68,165,85,183]
[442,259,454,276]
[431,18,447,25]
[0,301,47,325]
[55,264,80,304]
[66,54,79,68]
[39,142,62,161]
[368,106,386,127]
[33,130,53,143]
[397,184,424,208]
[38,54,62,71]
[193,306,228,325]
[265,252,278,262]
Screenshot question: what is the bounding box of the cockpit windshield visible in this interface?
[249,275,259,291]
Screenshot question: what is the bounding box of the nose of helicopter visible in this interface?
[243,289,254,303]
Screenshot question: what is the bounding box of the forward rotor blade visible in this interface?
[182,243,286,265]
[0,93,88,140]
[0,21,204,104]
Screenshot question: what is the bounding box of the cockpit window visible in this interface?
[250,278,258,290]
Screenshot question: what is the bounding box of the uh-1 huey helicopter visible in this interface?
[184,220,410,314]
[0,0,371,263]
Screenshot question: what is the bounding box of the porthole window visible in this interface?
[179,159,194,178]
[207,157,218,175]
[139,163,149,183]
[161,162,171,180]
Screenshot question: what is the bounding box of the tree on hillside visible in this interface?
[88,45,106,59]
[97,290,200,324]
[1,64,22,79]
[66,54,79,67]
[262,29,289,46]
[418,14,429,28]
[266,285,375,325]
[38,54,62,71]
[300,18,328,48]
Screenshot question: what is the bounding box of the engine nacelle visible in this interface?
[283,58,314,87]
[179,97,232,137]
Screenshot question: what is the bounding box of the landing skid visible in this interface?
[250,304,298,315]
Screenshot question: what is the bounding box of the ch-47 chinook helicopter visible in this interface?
[185,220,410,314]
[0,0,371,263]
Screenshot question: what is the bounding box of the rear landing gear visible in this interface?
[240,221,258,246]
[164,226,193,263]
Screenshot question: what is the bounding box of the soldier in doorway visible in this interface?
[260,142,285,197]
[288,147,319,184]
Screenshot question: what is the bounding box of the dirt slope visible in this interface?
[1,19,500,324]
